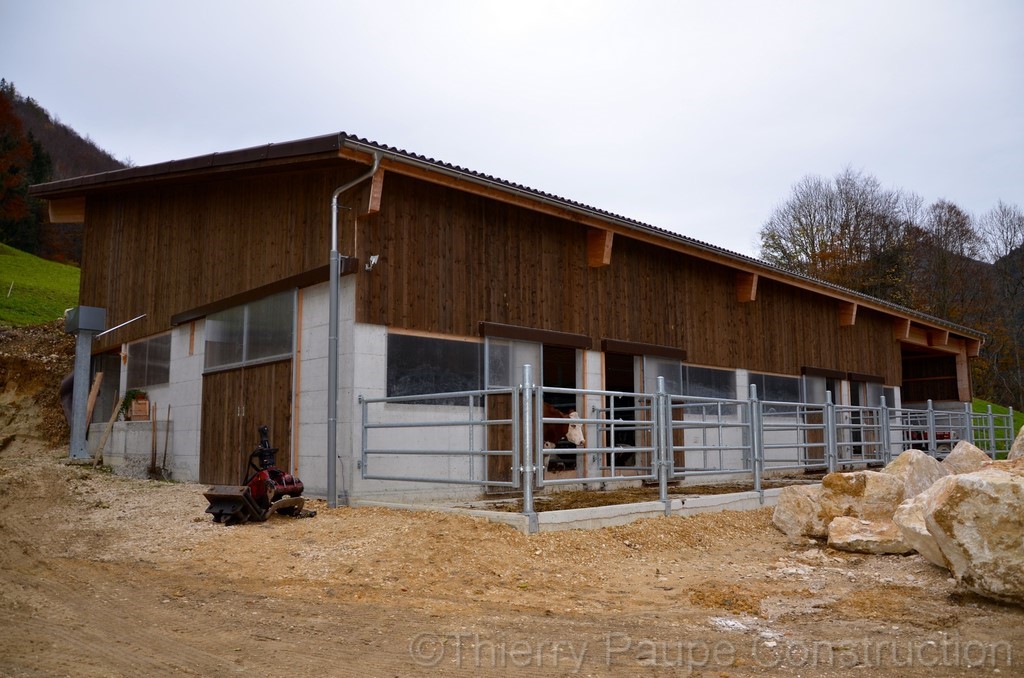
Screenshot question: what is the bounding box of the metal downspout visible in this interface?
[328,151,381,508]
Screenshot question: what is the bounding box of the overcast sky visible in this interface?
[2,0,1021,256]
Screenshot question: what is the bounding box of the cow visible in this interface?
[542,403,584,473]
[542,402,585,449]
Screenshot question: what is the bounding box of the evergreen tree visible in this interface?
[0,87,38,252]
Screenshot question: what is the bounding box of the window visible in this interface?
[802,375,838,404]
[643,358,736,400]
[486,337,542,388]
[127,334,171,389]
[686,366,736,400]
[204,290,295,371]
[643,357,683,394]
[386,333,483,403]
[750,372,801,412]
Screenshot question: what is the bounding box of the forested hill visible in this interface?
[0,79,127,263]
[3,79,126,180]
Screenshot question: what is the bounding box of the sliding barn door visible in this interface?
[200,360,292,485]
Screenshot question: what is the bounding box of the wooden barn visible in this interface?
[31,133,985,502]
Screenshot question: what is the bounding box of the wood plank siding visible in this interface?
[80,162,373,353]
[356,172,904,384]
[78,157,909,385]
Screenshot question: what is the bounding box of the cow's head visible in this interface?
[565,410,585,447]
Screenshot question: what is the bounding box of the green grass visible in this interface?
[0,244,80,327]
[972,398,1023,454]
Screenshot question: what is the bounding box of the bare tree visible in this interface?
[759,167,919,304]
[977,201,1024,409]
[911,200,986,326]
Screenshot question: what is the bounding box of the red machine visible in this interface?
[204,425,316,525]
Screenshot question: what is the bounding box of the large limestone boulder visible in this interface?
[1009,424,1024,461]
[925,466,1024,604]
[772,484,827,539]
[986,457,1024,473]
[881,449,949,498]
[827,516,913,555]
[942,440,991,474]
[819,470,905,523]
[892,475,959,569]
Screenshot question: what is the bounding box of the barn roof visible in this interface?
[30,132,984,343]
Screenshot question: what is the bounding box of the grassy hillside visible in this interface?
[0,244,80,327]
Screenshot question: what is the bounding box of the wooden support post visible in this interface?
[955,347,971,402]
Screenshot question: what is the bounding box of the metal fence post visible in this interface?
[926,399,936,454]
[656,376,670,515]
[825,390,838,474]
[880,395,892,465]
[748,383,763,502]
[521,364,538,534]
[963,401,974,446]
[985,404,996,455]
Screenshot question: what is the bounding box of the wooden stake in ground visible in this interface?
[93,393,120,467]
[161,404,171,480]
[149,401,158,478]
[84,372,104,432]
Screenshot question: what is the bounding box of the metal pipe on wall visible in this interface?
[328,151,381,508]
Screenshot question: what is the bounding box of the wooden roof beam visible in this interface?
[361,166,385,216]
[587,228,614,268]
[839,302,858,327]
[966,338,982,358]
[48,196,86,223]
[928,330,950,348]
[893,318,912,340]
[736,272,758,303]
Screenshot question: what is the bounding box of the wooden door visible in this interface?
[241,360,293,474]
[200,360,293,484]
[200,369,245,484]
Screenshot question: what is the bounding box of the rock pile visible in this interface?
[773,442,1024,605]
[1009,424,1024,461]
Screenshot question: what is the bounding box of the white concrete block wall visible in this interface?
[97,322,205,481]
[296,282,330,497]
[581,349,604,473]
[166,321,205,480]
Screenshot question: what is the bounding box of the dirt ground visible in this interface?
[2,323,1022,676]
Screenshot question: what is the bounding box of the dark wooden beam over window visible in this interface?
[170,260,357,325]
[848,371,884,384]
[478,321,593,349]
[602,338,686,361]
[801,366,846,380]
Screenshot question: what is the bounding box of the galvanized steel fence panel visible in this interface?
[360,366,1015,524]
